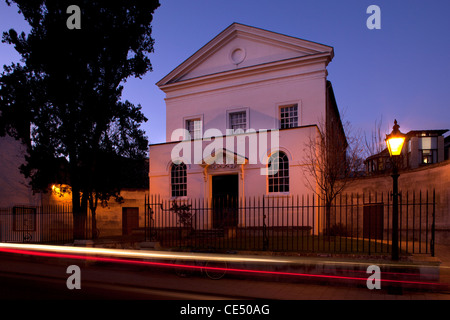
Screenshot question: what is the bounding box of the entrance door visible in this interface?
[363,203,384,240]
[212,175,238,228]
[122,207,139,235]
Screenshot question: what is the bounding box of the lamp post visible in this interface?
[385,119,406,261]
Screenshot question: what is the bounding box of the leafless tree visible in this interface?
[364,116,386,158]
[301,115,364,235]
[364,117,406,173]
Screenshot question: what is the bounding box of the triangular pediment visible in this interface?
[201,148,248,166]
[157,23,334,87]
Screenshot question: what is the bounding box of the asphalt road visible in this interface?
[1,251,450,319]
[0,272,237,300]
[0,252,449,298]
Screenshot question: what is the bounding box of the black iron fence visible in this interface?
[145,190,436,256]
[0,205,92,244]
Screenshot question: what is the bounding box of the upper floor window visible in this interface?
[13,206,36,232]
[186,119,202,140]
[280,104,298,129]
[268,152,289,193]
[171,162,187,197]
[229,111,247,131]
[421,149,437,164]
[419,136,438,164]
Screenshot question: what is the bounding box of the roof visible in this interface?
[156,22,334,88]
[406,129,448,137]
[365,148,390,162]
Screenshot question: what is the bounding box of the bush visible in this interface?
[326,223,349,237]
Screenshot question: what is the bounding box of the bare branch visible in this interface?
[364,115,385,158]
[300,115,364,205]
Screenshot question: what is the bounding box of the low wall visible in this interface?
[94,189,147,237]
[43,188,148,238]
[343,160,450,244]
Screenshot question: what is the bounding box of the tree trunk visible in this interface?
[72,184,88,240]
[91,209,98,239]
[89,194,99,240]
[325,202,332,237]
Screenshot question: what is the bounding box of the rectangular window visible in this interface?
[280,104,298,129]
[419,137,437,149]
[377,159,384,171]
[229,111,247,131]
[186,119,202,140]
[421,149,437,164]
[13,206,36,232]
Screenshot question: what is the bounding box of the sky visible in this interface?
[1,0,449,146]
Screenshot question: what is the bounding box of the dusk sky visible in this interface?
[1,0,449,146]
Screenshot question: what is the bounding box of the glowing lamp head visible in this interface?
[385,120,406,157]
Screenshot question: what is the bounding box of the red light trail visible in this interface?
[0,246,446,288]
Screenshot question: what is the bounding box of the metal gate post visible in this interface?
[263,196,268,251]
[431,190,436,257]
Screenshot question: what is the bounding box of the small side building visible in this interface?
[365,129,448,175]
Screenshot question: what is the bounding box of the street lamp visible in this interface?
[385,119,406,261]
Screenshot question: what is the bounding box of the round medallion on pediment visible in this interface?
[230,47,246,65]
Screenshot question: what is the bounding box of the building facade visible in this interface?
[405,130,448,169]
[148,23,346,229]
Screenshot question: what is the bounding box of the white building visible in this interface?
[149,23,346,229]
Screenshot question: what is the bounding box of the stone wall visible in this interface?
[44,188,148,238]
[94,189,147,237]
[342,160,450,244]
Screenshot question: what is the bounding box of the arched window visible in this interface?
[171,162,187,197]
[268,152,289,193]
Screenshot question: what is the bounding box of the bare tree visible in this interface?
[364,115,386,158]
[301,115,364,235]
[364,117,406,174]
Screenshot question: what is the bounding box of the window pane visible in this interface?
[280,105,298,129]
[268,152,289,193]
[171,163,187,197]
[419,137,437,149]
[229,111,247,131]
[13,207,36,231]
[186,119,202,139]
[421,149,437,164]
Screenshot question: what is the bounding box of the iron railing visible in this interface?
[0,205,93,244]
[145,190,436,256]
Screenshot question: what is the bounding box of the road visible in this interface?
[1,251,450,300]
[0,272,238,300]
[1,250,450,318]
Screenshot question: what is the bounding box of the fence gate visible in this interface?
[0,205,80,244]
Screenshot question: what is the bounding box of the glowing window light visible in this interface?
[51,184,71,198]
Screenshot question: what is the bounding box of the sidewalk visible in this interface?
[433,244,450,287]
